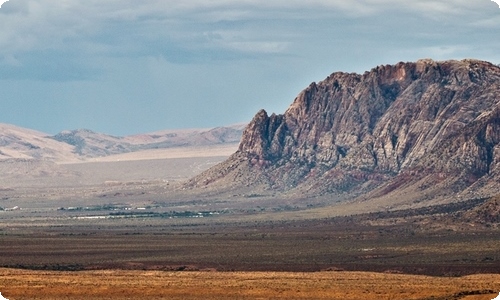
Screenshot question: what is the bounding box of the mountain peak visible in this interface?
[187,59,500,206]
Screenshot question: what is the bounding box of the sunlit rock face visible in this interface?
[188,59,500,202]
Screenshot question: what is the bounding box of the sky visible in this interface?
[0,0,499,136]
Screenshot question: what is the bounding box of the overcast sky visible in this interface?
[0,0,499,135]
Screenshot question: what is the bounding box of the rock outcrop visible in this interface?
[187,59,500,205]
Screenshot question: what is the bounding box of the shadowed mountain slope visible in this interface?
[187,59,500,207]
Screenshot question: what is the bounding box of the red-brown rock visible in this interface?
[187,59,500,204]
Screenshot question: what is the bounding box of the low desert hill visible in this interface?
[461,194,500,225]
[0,123,243,185]
[0,123,77,161]
[0,124,244,163]
[187,59,500,209]
[51,125,244,158]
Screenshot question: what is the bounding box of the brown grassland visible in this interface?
[1,268,499,300]
[1,217,499,300]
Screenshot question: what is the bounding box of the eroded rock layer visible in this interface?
[187,59,500,204]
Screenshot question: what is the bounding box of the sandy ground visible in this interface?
[0,269,499,300]
[0,144,236,188]
[73,143,239,162]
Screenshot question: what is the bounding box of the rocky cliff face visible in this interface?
[187,59,500,205]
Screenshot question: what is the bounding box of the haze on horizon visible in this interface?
[0,0,499,136]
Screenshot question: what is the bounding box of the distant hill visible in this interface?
[0,123,77,162]
[0,123,244,162]
[50,124,244,158]
[187,59,500,208]
[0,123,243,185]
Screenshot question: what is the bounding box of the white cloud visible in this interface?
[471,14,500,27]
[492,1,500,8]
[0,0,493,62]
[0,0,499,134]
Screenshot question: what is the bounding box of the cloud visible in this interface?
[0,0,499,134]
[0,1,498,85]
[0,1,495,64]
[0,1,294,79]
[492,1,500,8]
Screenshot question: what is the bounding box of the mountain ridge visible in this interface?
[0,123,77,162]
[186,59,500,208]
[0,123,244,162]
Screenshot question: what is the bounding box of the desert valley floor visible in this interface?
[1,146,499,299]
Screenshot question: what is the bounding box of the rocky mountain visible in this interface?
[187,59,500,207]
